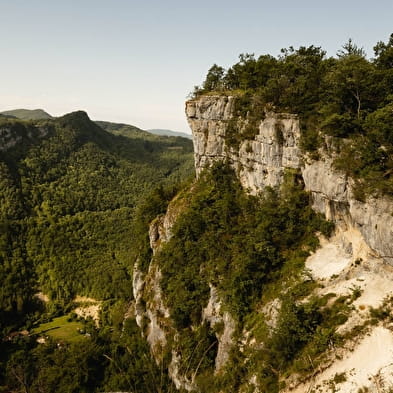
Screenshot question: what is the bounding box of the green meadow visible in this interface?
[33,315,87,343]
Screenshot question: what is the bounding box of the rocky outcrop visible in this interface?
[186,95,393,265]
[202,285,236,372]
[186,96,301,192]
[133,212,175,359]
[133,94,393,392]
[132,195,182,360]
[303,159,393,264]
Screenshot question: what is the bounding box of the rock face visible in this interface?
[202,285,236,372]
[303,159,393,264]
[186,96,301,192]
[186,95,393,265]
[133,212,174,357]
[133,94,393,392]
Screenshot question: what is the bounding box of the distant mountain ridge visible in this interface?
[1,109,192,140]
[95,120,152,139]
[148,128,192,139]
[1,108,53,120]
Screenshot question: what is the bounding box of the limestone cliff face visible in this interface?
[186,95,393,265]
[133,207,175,357]
[132,94,393,393]
[186,96,301,191]
[303,159,393,264]
[202,285,236,372]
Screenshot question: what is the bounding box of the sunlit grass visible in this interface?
[33,315,87,343]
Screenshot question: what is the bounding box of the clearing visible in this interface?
[33,315,87,344]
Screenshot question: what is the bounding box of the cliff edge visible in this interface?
[186,95,393,266]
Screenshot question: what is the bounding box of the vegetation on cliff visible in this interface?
[157,164,331,327]
[134,163,342,392]
[194,34,393,197]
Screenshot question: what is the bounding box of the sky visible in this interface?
[1,1,393,134]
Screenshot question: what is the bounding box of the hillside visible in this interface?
[95,120,148,138]
[0,111,194,392]
[1,108,53,120]
[0,111,194,321]
[148,128,193,139]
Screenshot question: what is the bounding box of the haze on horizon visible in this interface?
[1,0,393,134]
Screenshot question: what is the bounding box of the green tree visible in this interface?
[203,64,225,91]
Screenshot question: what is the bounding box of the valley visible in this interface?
[2,33,393,393]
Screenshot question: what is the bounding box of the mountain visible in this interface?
[148,128,192,139]
[1,108,53,120]
[3,34,393,393]
[0,113,16,119]
[95,120,146,138]
[131,35,393,393]
[131,93,393,393]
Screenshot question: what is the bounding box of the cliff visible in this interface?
[186,95,301,190]
[186,95,393,265]
[183,95,393,392]
[133,193,236,391]
[131,94,393,393]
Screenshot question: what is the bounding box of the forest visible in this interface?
[195,34,393,198]
[0,112,193,392]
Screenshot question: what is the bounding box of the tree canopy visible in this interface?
[194,34,393,196]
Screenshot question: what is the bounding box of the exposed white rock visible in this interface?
[261,298,281,330]
[302,159,349,206]
[202,285,236,372]
[144,264,170,353]
[303,158,393,265]
[132,263,146,328]
[287,326,393,393]
[168,350,194,391]
[133,259,171,360]
[186,96,301,192]
[306,238,352,280]
[349,196,393,264]
[132,197,177,358]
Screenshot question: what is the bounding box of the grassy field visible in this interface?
[33,315,87,343]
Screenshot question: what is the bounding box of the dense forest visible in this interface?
[194,34,393,198]
[0,112,193,392]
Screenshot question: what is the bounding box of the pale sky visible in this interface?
[1,0,393,134]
